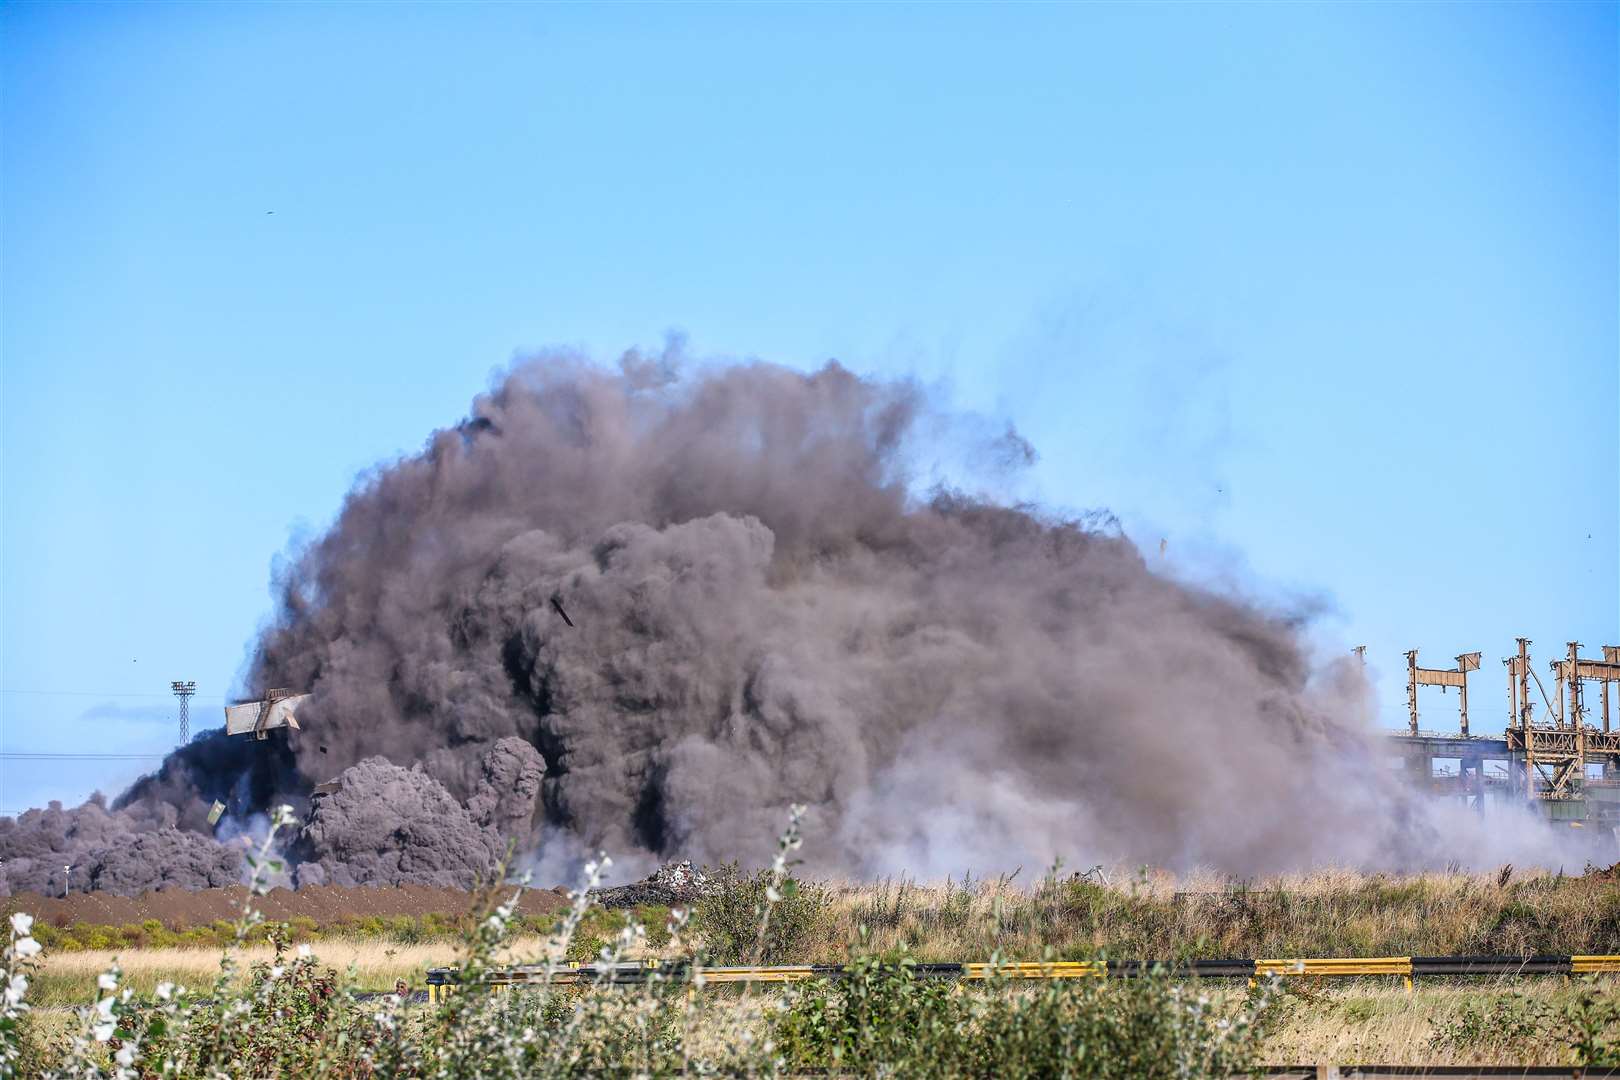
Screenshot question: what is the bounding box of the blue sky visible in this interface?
[3,2,1615,813]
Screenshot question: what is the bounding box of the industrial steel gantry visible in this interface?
[1390,640,1620,822]
[1503,640,1620,800]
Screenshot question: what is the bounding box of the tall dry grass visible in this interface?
[804,867,1620,964]
[1258,980,1620,1066]
[26,934,560,1006]
[28,866,1620,983]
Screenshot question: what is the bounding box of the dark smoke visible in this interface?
[0,797,241,894]
[291,738,544,887]
[0,349,1587,895]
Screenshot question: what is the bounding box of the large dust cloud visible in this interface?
[0,350,1593,895]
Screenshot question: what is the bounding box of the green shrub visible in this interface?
[635,905,673,948]
[693,864,830,965]
[78,923,118,951]
[774,950,964,1072]
[774,948,1274,1079]
[1429,984,1620,1067]
[565,933,610,964]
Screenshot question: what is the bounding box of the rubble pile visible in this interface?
[592,860,719,909]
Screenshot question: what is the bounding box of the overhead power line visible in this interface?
[0,752,168,761]
[1,688,225,701]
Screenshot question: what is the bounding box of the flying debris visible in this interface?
[549,593,576,627]
[223,689,310,739]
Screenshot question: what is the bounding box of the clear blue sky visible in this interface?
[3,2,1615,814]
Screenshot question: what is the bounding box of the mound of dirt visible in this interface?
[1,882,569,931]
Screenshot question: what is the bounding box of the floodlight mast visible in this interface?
[171,680,197,744]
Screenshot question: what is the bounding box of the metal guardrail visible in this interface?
[1260,1070,1620,1078]
[423,954,1620,1001]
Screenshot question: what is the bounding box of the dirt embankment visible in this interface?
[2,883,570,930]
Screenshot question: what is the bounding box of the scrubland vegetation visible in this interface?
[815,864,1620,963]
[4,814,1618,1077]
[28,863,1618,963]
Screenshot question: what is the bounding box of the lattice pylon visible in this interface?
[171,681,196,745]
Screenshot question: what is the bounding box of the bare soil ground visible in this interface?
[2,882,569,929]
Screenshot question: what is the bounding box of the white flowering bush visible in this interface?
[2,911,43,1078]
[0,806,1276,1078]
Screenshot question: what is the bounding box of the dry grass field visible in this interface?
[11,865,1618,1070]
[22,936,550,1006]
[807,865,1620,963]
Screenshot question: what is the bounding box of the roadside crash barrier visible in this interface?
[422,954,1620,1002]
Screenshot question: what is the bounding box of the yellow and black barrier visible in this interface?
[423,954,1620,1001]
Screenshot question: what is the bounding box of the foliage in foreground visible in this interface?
[773,946,1272,1080]
[3,812,1617,1078]
[0,806,1291,1079]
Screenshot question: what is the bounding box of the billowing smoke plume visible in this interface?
[0,350,1597,894]
[0,796,241,894]
[294,738,545,887]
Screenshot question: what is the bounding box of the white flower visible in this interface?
[12,936,40,959]
[5,973,27,1006]
[93,1020,115,1041]
[296,944,312,959]
[96,997,115,1020]
[115,1044,135,1067]
[269,966,284,979]
[765,886,782,903]
[9,913,33,937]
[155,982,174,1001]
[97,972,118,991]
